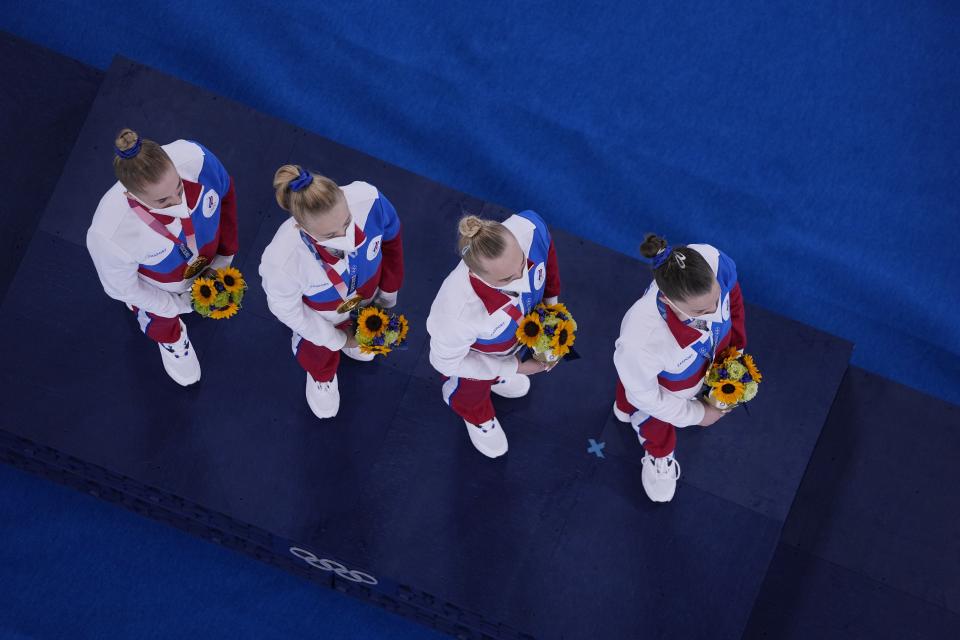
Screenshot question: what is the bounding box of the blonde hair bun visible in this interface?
[458,215,484,239]
[114,128,140,153]
[111,128,171,194]
[272,163,342,221]
[456,215,508,273]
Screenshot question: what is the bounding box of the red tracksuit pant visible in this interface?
[132,307,182,344]
[442,376,500,425]
[291,318,354,383]
[614,379,677,458]
[292,333,340,384]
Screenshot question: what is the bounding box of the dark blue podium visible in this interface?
[0,47,855,639]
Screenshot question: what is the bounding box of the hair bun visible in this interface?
[114,128,139,152]
[113,128,143,160]
[639,233,669,259]
[458,216,484,239]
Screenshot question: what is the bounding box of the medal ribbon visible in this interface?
[299,230,358,302]
[130,201,199,264]
[657,292,726,363]
[686,309,726,363]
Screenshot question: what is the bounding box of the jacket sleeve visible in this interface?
[544,238,561,301]
[426,309,519,380]
[613,332,706,427]
[211,175,238,270]
[376,191,404,293]
[259,257,347,351]
[87,228,191,318]
[727,282,747,350]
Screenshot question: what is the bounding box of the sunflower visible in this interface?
[516,315,543,348]
[547,302,571,317]
[191,277,217,306]
[209,302,239,320]
[358,307,389,338]
[712,379,745,405]
[549,319,576,357]
[218,267,246,294]
[743,354,763,383]
[717,346,740,363]
[397,315,409,343]
[360,343,391,356]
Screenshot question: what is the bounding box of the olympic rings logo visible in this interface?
[289,546,378,585]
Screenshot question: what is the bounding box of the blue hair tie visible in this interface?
[640,244,673,269]
[290,168,314,192]
[114,138,142,159]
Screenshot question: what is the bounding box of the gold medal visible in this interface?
[183,255,211,279]
[336,295,365,314]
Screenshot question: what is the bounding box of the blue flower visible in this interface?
[741,373,753,383]
[544,325,556,336]
[373,335,386,346]
[719,368,728,378]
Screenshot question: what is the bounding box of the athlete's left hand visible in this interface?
[374,290,398,309]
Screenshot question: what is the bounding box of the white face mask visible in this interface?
[477,263,531,294]
[315,219,357,254]
[131,194,193,219]
[665,295,723,325]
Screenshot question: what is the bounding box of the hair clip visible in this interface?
[674,252,686,269]
[640,244,673,269]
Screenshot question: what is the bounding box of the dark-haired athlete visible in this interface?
[613,234,747,503]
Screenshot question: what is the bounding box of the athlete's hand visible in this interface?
[698,400,730,427]
[516,357,557,375]
[175,291,195,315]
[374,289,398,309]
[343,333,360,349]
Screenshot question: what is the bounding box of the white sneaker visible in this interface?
[613,402,632,423]
[341,344,375,362]
[491,374,530,399]
[305,373,340,419]
[158,320,201,386]
[465,417,508,458]
[641,452,681,503]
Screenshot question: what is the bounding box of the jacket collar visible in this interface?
[657,294,703,348]
[467,257,535,315]
[469,274,513,314]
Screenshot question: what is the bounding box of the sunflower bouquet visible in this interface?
[515,302,577,363]
[190,267,247,320]
[355,306,409,356]
[704,347,762,409]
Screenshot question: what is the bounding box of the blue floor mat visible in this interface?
[0,463,444,640]
[1,2,957,403]
[3,7,959,639]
